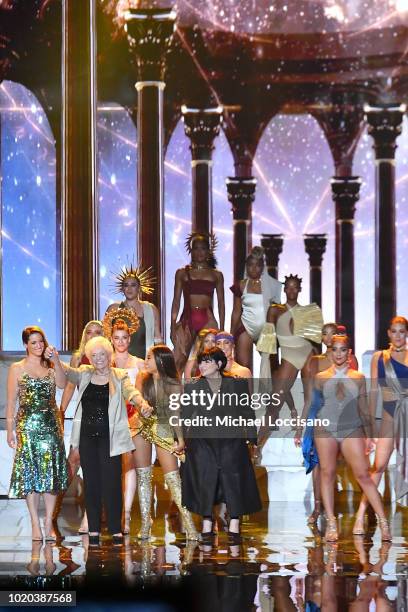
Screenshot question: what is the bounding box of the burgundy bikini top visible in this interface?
[184,267,216,297]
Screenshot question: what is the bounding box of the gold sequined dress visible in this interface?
[129,380,180,458]
[9,372,68,498]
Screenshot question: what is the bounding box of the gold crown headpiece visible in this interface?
[184,232,218,255]
[102,308,140,340]
[113,264,155,296]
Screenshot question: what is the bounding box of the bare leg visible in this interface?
[26,492,42,540]
[354,412,394,529]
[314,436,339,521]
[123,451,137,534]
[235,330,254,370]
[341,435,387,520]
[43,493,57,539]
[308,466,322,524]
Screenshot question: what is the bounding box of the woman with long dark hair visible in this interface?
[7,326,68,541]
[131,344,198,540]
[182,347,261,543]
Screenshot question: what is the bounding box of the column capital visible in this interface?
[226,177,257,221]
[304,234,327,268]
[331,176,361,221]
[313,105,364,176]
[364,103,406,160]
[124,8,176,82]
[181,106,223,162]
[261,234,284,277]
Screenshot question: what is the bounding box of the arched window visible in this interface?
[253,113,334,316]
[0,80,58,349]
[97,104,137,314]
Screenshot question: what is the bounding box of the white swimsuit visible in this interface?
[241,280,265,342]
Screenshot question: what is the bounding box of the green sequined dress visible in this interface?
[9,373,68,498]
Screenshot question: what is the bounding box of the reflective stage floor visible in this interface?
[1,492,408,611]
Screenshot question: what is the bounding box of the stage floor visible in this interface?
[0,494,407,610]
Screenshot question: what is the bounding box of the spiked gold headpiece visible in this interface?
[184,232,218,255]
[113,264,155,296]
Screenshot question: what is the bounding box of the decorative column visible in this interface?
[365,103,406,348]
[260,234,284,279]
[181,106,223,235]
[331,176,361,350]
[314,94,365,352]
[226,177,257,282]
[124,8,176,317]
[303,234,327,307]
[61,0,98,349]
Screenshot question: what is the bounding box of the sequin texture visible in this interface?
[9,373,68,498]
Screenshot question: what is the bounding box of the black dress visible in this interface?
[181,376,262,517]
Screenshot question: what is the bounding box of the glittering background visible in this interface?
[1,80,408,361]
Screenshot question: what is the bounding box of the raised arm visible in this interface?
[215,270,225,330]
[6,364,19,449]
[60,352,81,414]
[170,269,184,345]
[45,348,68,389]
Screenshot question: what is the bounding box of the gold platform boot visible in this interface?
[164,470,199,541]
[136,466,153,539]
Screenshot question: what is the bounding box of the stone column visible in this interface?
[61,0,98,350]
[365,103,406,348]
[181,106,223,235]
[124,8,176,317]
[260,234,284,279]
[303,234,327,307]
[226,177,257,282]
[331,176,361,349]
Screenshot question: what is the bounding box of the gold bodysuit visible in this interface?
[276,307,313,370]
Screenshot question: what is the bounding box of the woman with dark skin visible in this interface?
[353,316,408,535]
[257,275,321,447]
[170,233,225,373]
[230,246,281,370]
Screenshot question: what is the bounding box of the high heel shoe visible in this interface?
[352,516,365,536]
[325,517,338,542]
[164,470,199,541]
[307,502,322,525]
[123,511,131,535]
[378,517,392,542]
[136,466,153,540]
[44,519,57,542]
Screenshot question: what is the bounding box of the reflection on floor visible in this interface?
[1,492,408,610]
